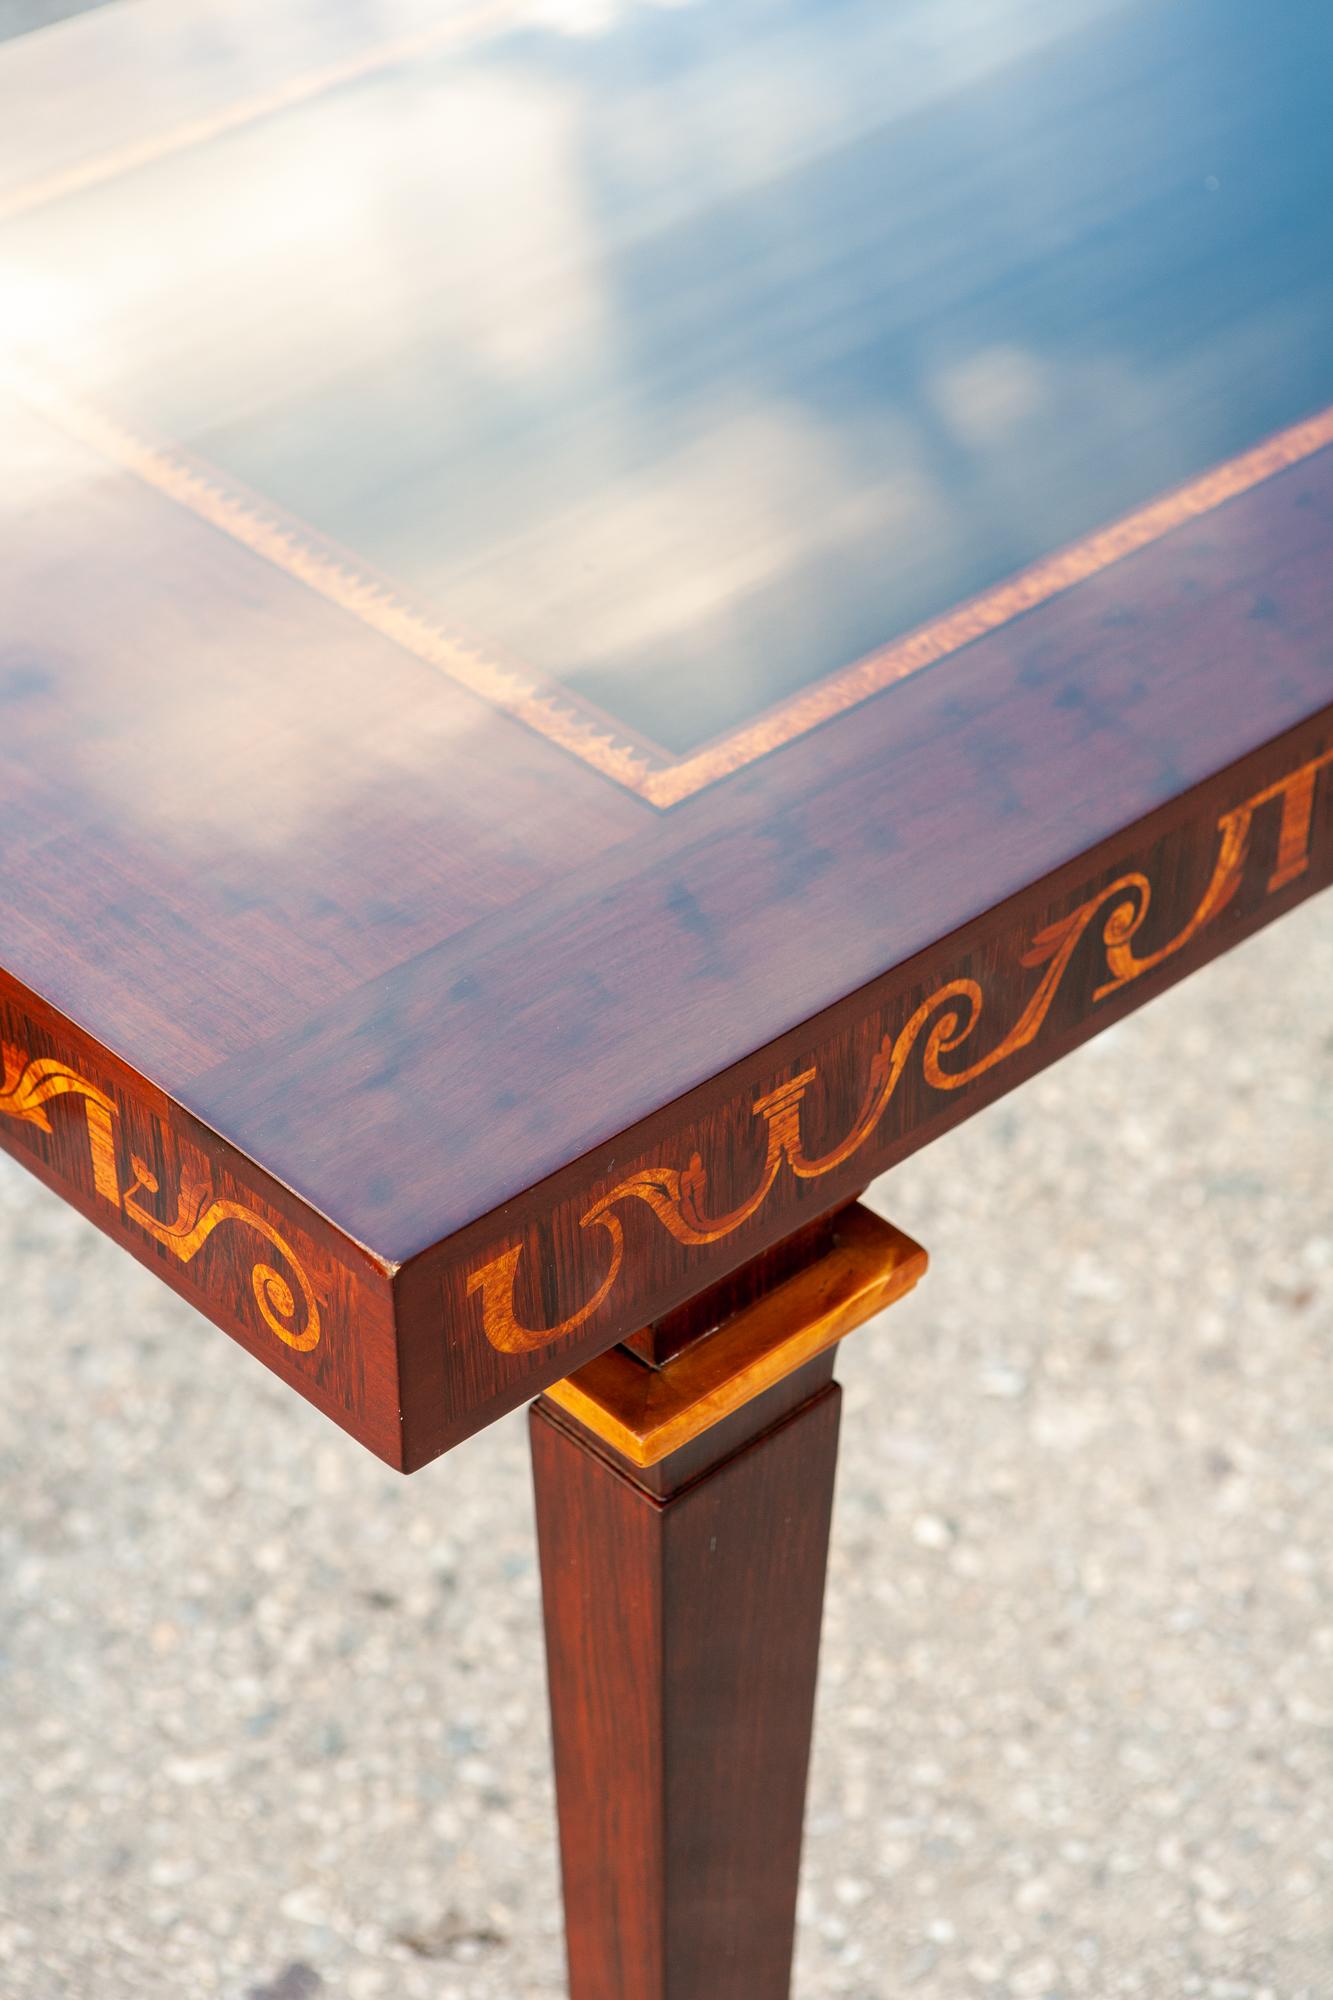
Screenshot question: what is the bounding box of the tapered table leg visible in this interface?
[530,1203,927,2000]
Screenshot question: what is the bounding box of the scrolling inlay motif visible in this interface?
[469,747,1333,1354]
[0,1047,321,1352]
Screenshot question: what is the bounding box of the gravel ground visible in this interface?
[1,893,1331,2000]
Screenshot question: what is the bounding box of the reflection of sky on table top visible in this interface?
[5,0,1333,755]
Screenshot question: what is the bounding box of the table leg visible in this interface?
[529,1203,927,2000]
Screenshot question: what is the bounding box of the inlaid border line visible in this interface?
[7,354,1333,808]
[640,401,1333,805]
[2,360,659,793]
[0,0,518,229]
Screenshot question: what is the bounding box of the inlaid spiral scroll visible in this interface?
[469,744,1332,1353]
[1,1045,322,1352]
[124,1157,322,1352]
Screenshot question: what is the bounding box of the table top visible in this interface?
[3,0,1332,1467]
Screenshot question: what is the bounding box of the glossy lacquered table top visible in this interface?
[2,0,1332,1465]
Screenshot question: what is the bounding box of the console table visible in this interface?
[2,1,1331,1991]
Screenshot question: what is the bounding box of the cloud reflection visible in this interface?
[3,0,1333,776]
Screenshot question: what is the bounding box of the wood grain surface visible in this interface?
[2,0,1331,1465]
[532,1365,842,1999]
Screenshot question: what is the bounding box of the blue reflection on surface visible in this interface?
[8,0,1333,752]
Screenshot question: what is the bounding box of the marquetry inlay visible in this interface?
[470,744,1333,1352]
[544,1204,925,1466]
[0,1043,322,1352]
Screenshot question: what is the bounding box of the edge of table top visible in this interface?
[4,703,1330,1468]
